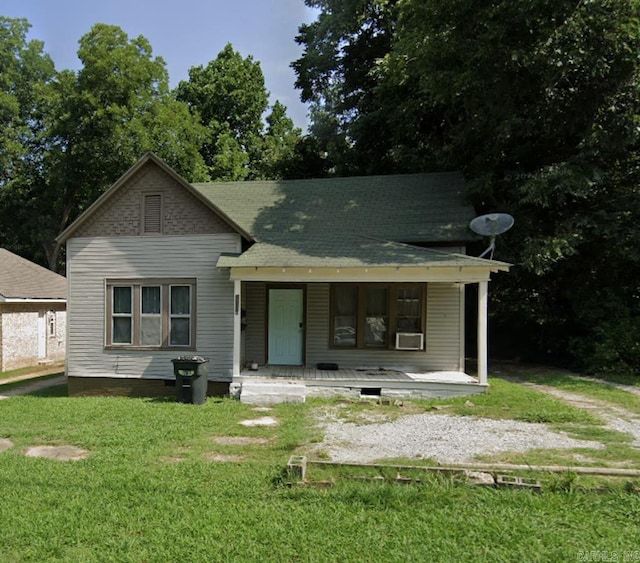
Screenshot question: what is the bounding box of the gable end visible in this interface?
[73,161,235,238]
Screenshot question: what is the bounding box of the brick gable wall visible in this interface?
[76,162,235,238]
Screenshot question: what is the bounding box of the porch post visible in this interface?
[477,280,488,385]
[233,279,241,377]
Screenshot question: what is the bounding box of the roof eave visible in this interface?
[216,257,510,283]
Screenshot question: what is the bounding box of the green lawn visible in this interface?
[0,377,639,561]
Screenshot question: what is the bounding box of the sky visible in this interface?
[2,0,317,130]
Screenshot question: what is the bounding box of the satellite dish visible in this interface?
[469,213,514,259]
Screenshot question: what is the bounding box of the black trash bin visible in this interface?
[171,356,209,405]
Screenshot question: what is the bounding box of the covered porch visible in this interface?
[218,239,509,402]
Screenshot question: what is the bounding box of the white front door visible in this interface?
[37,312,46,359]
[268,289,304,365]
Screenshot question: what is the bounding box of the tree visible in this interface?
[292,0,400,175]
[176,44,270,180]
[294,0,640,372]
[18,24,204,269]
[383,0,640,372]
[0,17,58,263]
[258,101,302,179]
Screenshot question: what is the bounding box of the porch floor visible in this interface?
[238,365,478,384]
[233,365,484,402]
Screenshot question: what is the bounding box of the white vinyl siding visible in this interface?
[242,282,463,371]
[244,282,266,365]
[66,234,240,381]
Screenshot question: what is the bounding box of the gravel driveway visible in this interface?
[313,412,603,464]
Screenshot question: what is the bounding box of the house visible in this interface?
[57,153,509,400]
[0,249,66,372]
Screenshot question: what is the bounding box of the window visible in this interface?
[112,286,133,344]
[170,285,191,346]
[330,284,425,350]
[47,311,56,337]
[142,194,162,234]
[106,279,196,349]
[333,285,357,346]
[141,286,161,346]
[365,287,388,347]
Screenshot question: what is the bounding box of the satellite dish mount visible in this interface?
[469,213,515,259]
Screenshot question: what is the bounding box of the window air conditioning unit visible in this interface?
[395,332,424,351]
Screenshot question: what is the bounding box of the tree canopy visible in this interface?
[0,20,301,271]
[176,44,302,180]
[293,0,640,373]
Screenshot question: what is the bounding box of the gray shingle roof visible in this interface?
[193,172,504,269]
[193,172,476,244]
[0,249,66,300]
[217,238,503,269]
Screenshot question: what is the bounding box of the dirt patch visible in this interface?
[24,445,90,461]
[521,383,640,447]
[204,453,245,463]
[211,436,270,445]
[0,438,14,452]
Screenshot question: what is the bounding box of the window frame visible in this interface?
[105,278,196,350]
[329,283,426,351]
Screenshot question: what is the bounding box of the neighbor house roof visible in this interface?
[0,249,66,300]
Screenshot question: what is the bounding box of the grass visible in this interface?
[1,373,640,560]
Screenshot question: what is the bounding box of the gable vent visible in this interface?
[143,194,162,234]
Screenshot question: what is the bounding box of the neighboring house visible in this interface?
[57,153,509,399]
[0,249,66,372]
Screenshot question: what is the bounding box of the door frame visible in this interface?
[265,284,306,366]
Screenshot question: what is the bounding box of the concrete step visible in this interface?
[239,380,306,405]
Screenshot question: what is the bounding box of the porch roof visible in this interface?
[217,238,509,282]
[218,238,507,269]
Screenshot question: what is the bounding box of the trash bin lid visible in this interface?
[171,355,209,363]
